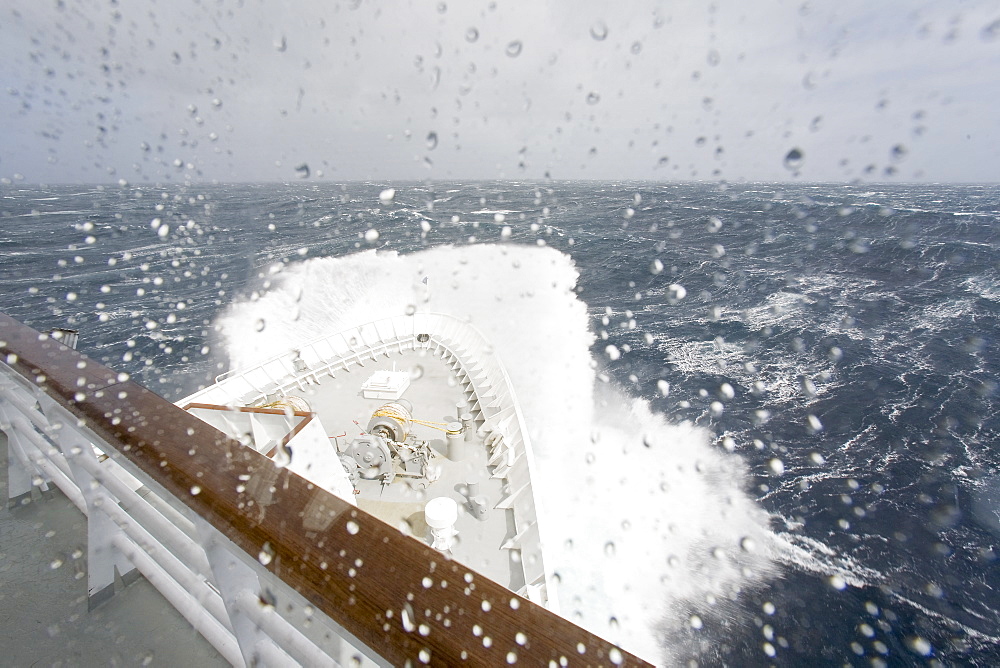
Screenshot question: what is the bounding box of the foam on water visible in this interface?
[216,244,775,664]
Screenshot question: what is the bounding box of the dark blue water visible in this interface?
[1,181,997,665]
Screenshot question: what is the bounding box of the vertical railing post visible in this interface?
[51,415,139,610]
[0,402,43,503]
[195,517,282,668]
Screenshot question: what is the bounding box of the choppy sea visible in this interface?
[1,181,997,666]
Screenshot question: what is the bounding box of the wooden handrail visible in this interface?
[0,313,650,667]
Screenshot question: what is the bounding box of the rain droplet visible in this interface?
[190,485,201,495]
[650,258,664,275]
[605,345,621,361]
[379,188,395,203]
[828,575,847,590]
[586,92,601,105]
[255,318,266,332]
[667,283,687,303]
[604,541,616,556]
[365,229,380,242]
[505,40,523,57]
[707,49,721,66]
[657,380,670,396]
[890,144,907,161]
[807,414,824,433]
[465,27,479,42]
[500,226,512,240]
[769,458,785,476]
[258,542,275,566]
[906,636,933,657]
[590,21,609,41]
[426,131,438,150]
[402,603,417,632]
[295,163,310,178]
[981,18,1000,42]
[630,41,642,54]
[346,520,360,535]
[690,614,703,630]
[783,148,804,171]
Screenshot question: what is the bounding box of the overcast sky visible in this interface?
[2,0,999,183]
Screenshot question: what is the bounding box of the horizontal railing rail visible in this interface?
[0,312,648,667]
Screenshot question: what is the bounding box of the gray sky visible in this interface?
[2,0,999,183]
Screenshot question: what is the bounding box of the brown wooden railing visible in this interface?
[0,312,650,667]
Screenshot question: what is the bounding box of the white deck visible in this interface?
[274,348,522,591]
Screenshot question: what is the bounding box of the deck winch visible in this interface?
[340,400,438,486]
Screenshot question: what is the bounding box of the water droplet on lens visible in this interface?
[590,21,608,41]
[255,318,266,332]
[586,92,601,105]
[707,49,720,66]
[346,520,360,535]
[981,18,1000,41]
[365,229,380,242]
[890,144,907,161]
[667,283,687,303]
[465,27,479,42]
[379,188,395,203]
[690,614,703,629]
[631,41,642,54]
[505,40,523,57]
[426,131,438,149]
[783,148,804,171]
[258,542,275,566]
[650,258,663,275]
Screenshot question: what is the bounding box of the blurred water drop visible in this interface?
[500,226,512,240]
[465,27,479,42]
[505,40,523,57]
[690,615,703,630]
[981,18,1000,41]
[604,541,616,556]
[295,163,310,178]
[768,458,785,476]
[657,379,670,396]
[667,283,687,303]
[274,36,287,52]
[605,344,621,361]
[631,41,642,54]
[707,49,721,66]
[783,148,804,171]
[255,318,266,332]
[890,144,907,161]
[590,21,609,41]
[586,91,601,105]
[426,131,438,150]
[379,188,395,203]
[650,258,664,275]
[365,229,380,242]
[807,414,824,434]
[346,520,360,535]
[258,542,275,566]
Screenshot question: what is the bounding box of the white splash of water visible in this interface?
[215,244,775,664]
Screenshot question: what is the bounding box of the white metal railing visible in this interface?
[0,366,378,667]
[189,312,556,607]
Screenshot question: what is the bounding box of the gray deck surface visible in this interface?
[287,347,520,590]
[0,431,227,667]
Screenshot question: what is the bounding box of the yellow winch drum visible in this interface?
[367,400,413,442]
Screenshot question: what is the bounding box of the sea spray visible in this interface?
[215,244,775,664]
